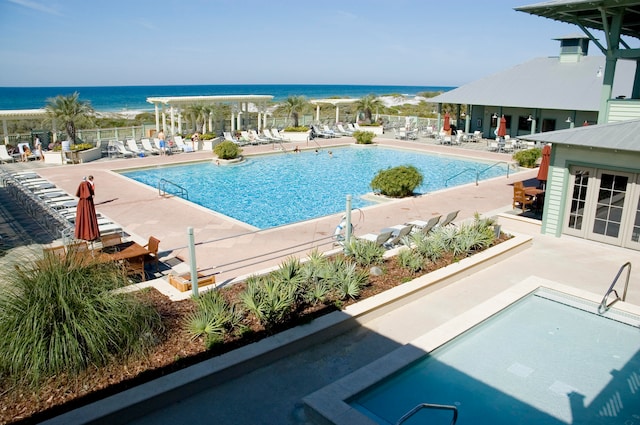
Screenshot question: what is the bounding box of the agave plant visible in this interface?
[239,275,297,330]
[345,238,385,266]
[328,261,368,300]
[185,289,242,348]
[398,247,425,272]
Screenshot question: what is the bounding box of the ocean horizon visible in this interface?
[0,84,454,113]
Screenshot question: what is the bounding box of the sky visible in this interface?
[0,0,609,87]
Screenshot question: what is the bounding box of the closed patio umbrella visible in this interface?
[537,144,551,188]
[75,178,100,242]
[443,112,451,133]
[497,115,507,138]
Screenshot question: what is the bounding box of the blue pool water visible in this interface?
[349,290,640,424]
[120,146,510,229]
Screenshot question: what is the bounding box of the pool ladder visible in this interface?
[598,262,631,314]
[158,178,189,200]
[396,403,458,425]
[444,160,514,187]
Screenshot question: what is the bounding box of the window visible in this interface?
[518,116,532,132]
[541,119,556,132]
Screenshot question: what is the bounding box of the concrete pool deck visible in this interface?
[5,136,635,424]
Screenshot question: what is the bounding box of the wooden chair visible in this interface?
[513,182,536,211]
[100,233,122,249]
[43,245,66,259]
[125,257,146,281]
[66,241,89,254]
[144,236,160,272]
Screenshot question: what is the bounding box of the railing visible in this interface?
[475,161,513,185]
[444,168,476,187]
[598,262,632,314]
[396,403,458,425]
[158,178,189,200]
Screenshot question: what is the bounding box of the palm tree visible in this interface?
[355,94,384,123]
[44,92,94,143]
[184,104,208,133]
[279,96,308,127]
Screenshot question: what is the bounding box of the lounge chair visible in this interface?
[126,139,145,157]
[249,130,270,144]
[322,125,337,138]
[141,138,160,155]
[174,135,193,152]
[357,230,393,247]
[407,215,441,235]
[270,128,287,141]
[439,210,460,227]
[262,129,278,141]
[336,124,353,136]
[114,141,134,158]
[382,224,413,248]
[240,131,258,145]
[0,144,16,163]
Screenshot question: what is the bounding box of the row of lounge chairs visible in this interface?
[356,210,460,248]
[0,170,123,242]
[223,129,291,146]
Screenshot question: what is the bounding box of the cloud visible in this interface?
[7,0,63,16]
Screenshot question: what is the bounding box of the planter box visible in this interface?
[357,126,384,135]
[281,131,310,142]
[42,147,102,165]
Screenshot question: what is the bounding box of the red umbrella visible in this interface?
[497,115,507,137]
[75,179,100,242]
[537,144,551,184]
[443,112,451,132]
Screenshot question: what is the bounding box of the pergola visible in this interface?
[309,98,359,124]
[0,109,50,144]
[146,95,274,135]
[516,0,640,123]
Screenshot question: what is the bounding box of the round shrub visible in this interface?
[512,147,541,168]
[352,130,376,144]
[214,140,242,159]
[370,165,423,198]
[283,126,309,132]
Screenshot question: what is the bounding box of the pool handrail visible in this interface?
[396,402,458,425]
[158,178,189,200]
[444,160,514,187]
[598,261,632,314]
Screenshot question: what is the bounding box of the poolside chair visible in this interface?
[0,144,16,163]
[100,233,122,249]
[114,141,134,158]
[126,139,145,157]
[125,257,146,281]
[144,236,160,272]
[174,135,193,152]
[407,215,441,235]
[262,129,277,141]
[270,128,287,141]
[336,124,353,136]
[513,182,536,212]
[322,125,337,138]
[249,130,270,144]
[439,210,460,227]
[383,224,414,248]
[357,230,393,247]
[141,138,160,155]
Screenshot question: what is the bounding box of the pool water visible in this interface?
[349,289,640,424]
[121,146,510,229]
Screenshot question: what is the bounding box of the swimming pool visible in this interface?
[120,146,511,229]
[305,283,640,424]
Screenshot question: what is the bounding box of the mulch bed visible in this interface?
[0,236,507,424]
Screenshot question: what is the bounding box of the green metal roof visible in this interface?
[516,1,640,39]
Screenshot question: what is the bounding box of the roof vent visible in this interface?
[554,34,590,62]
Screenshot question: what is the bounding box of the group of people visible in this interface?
[11,135,43,162]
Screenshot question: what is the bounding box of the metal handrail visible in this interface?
[598,262,632,314]
[158,178,189,199]
[475,160,513,185]
[396,403,458,425]
[444,168,475,187]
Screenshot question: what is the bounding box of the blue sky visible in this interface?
[0,0,604,87]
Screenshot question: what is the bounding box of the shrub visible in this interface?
[184,289,242,349]
[52,142,93,152]
[200,133,217,140]
[239,275,298,330]
[283,126,309,132]
[345,238,385,266]
[352,130,376,144]
[0,252,162,386]
[398,248,425,272]
[512,148,541,168]
[214,140,242,159]
[370,165,423,198]
[327,261,368,300]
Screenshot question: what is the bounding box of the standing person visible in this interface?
[157,129,166,155]
[34,135,42,161]
[191,132,200,151]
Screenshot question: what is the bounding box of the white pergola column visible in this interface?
[316,105,320,122]
[263,111,267,129]
[162,110,167,132]
[208,113,213,134]
[178,112,183,134]
[169,106,176,135]
[236,102,242,130]
[465,104,471,134]
[154,103,160,131]
[257,111,262,131]
[335,105,340,124]
[231,111,235,132]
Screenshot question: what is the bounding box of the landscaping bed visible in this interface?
[0,230,512,424]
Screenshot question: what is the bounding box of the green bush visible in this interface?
[512,148,541,168]
[352,130,376,144]
[370,165,423,198]
[52,142,93,152]
[200,133,217,140]
[184,289,242,349]
[214,140,242,159]
[0,252,162,386]
[345,238,385,266]
[239,275,298,330]
[283,126,309,132]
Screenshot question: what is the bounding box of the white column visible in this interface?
[237,102,242,129]
[170,106,176,135]
[257,111,262,131]
[2,119,7,144]
[208,113,213,134]
[335,106,340,124]
[154,104,160,131]
[162,110,167,132]
[231,111,235,132]
[263,112,267,129]
[316,105,320,122]
[178,112,183,134]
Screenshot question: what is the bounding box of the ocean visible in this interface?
[0,84,454,113]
